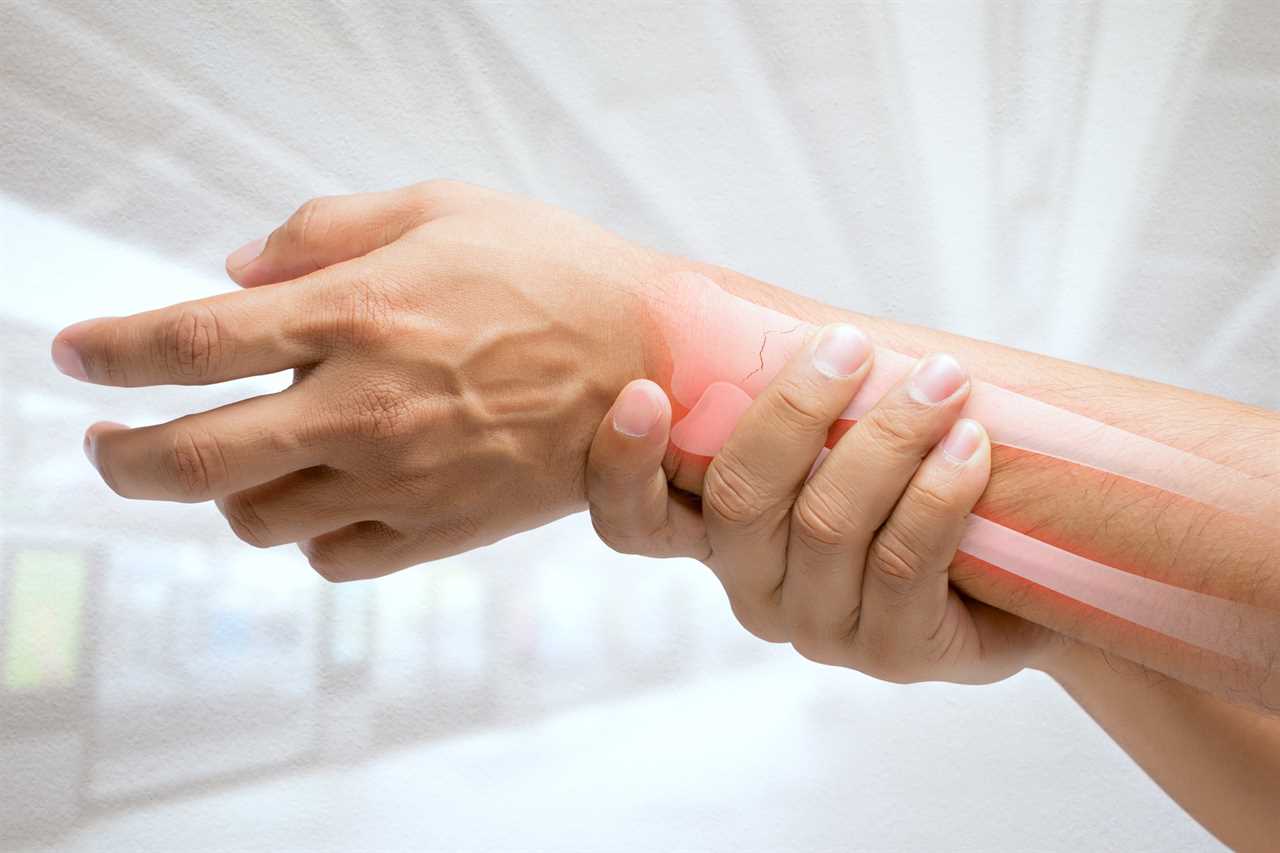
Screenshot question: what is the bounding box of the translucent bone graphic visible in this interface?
[648,272,1278,666]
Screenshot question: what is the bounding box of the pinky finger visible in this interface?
[586,380,708,559]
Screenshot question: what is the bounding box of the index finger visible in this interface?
[699,323,873,637]
[51,280,325,387]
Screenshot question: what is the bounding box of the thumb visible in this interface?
[586,380,706,559]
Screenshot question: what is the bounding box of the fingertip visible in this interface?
[84,419,129,450]
[612,379,669,440]
[225,236,267,282]
[937,419,992,501]
[86,419,129,432]
[83,421,128,485]
[587,382,676,536]
[939,418,985,465]
[812,322,872,380]
[908,352,970,407]
[51,332,88,381]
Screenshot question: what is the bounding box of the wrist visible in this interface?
[552,247,671,506]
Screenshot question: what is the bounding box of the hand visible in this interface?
[52,181,663,579]
[585,324,1065,684]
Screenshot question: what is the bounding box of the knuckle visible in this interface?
[860,632,941,683]
[868,527,929,592]
[791,488,856,554]
[166,428,227,500]
[703,452,772,529]
[411,178,463,205]
[301,542,352,583]
[728,596,788,644]
[165,304,226,380]
[863,408,928,459]
[330,276,401,348]
[288,196,332,247]
[768,381,831,435]
[902,478,956,518]
[222,495,272,548]
[868,664,924,685]
[790,628,841,666]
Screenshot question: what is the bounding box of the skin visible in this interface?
[585,349,1280,851]
[59,182,659,572]
[50,182,1278,697]
[650,271,1271,520]
[645,274,1278,667]
[50,181,1279,847]
[586,332,1039,685]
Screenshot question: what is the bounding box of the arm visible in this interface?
[51,182,1279,707]
[586,352,1280,852]
[666,262,1280,710]
[1045,642,1280,852]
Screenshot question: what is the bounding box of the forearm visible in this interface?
[58,181,1275,683]
[1043,640,1280,851]
[618,258,1280,706]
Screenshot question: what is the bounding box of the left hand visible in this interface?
[51,181,663,580]
[585,324,1062,684]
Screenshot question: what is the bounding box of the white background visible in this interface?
[2,1,1277,850]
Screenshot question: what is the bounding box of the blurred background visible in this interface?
[2,1,1277,850]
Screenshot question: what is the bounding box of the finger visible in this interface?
[216,467,376,548]
[858,419,991,664]
[586,379,707,559]
[700,323,873,639]
[225,180,484,287]
[782,352,971,651]
[51,284,324,387]
[84,391,323,502]
[299,521,411,582]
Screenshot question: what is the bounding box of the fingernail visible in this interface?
[812,323,871,379]
[613,382,663,437]
[909,353,966,404]
[226,236,267,271]
[51,337,88,381]
[83,430,96,468]
[941,419,983,462]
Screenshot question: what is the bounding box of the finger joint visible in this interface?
[727,595,788,644]
[223,495,273,548]
[769,380,832,435]
[868,526,929,593]
[166,304,227,380]
[703,453,772,530]
[791,488,857,555]
[289,197,332,250]
[863,408,928,459]
[167,428,228,501]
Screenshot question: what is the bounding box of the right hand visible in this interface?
[585,325,1070,684]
